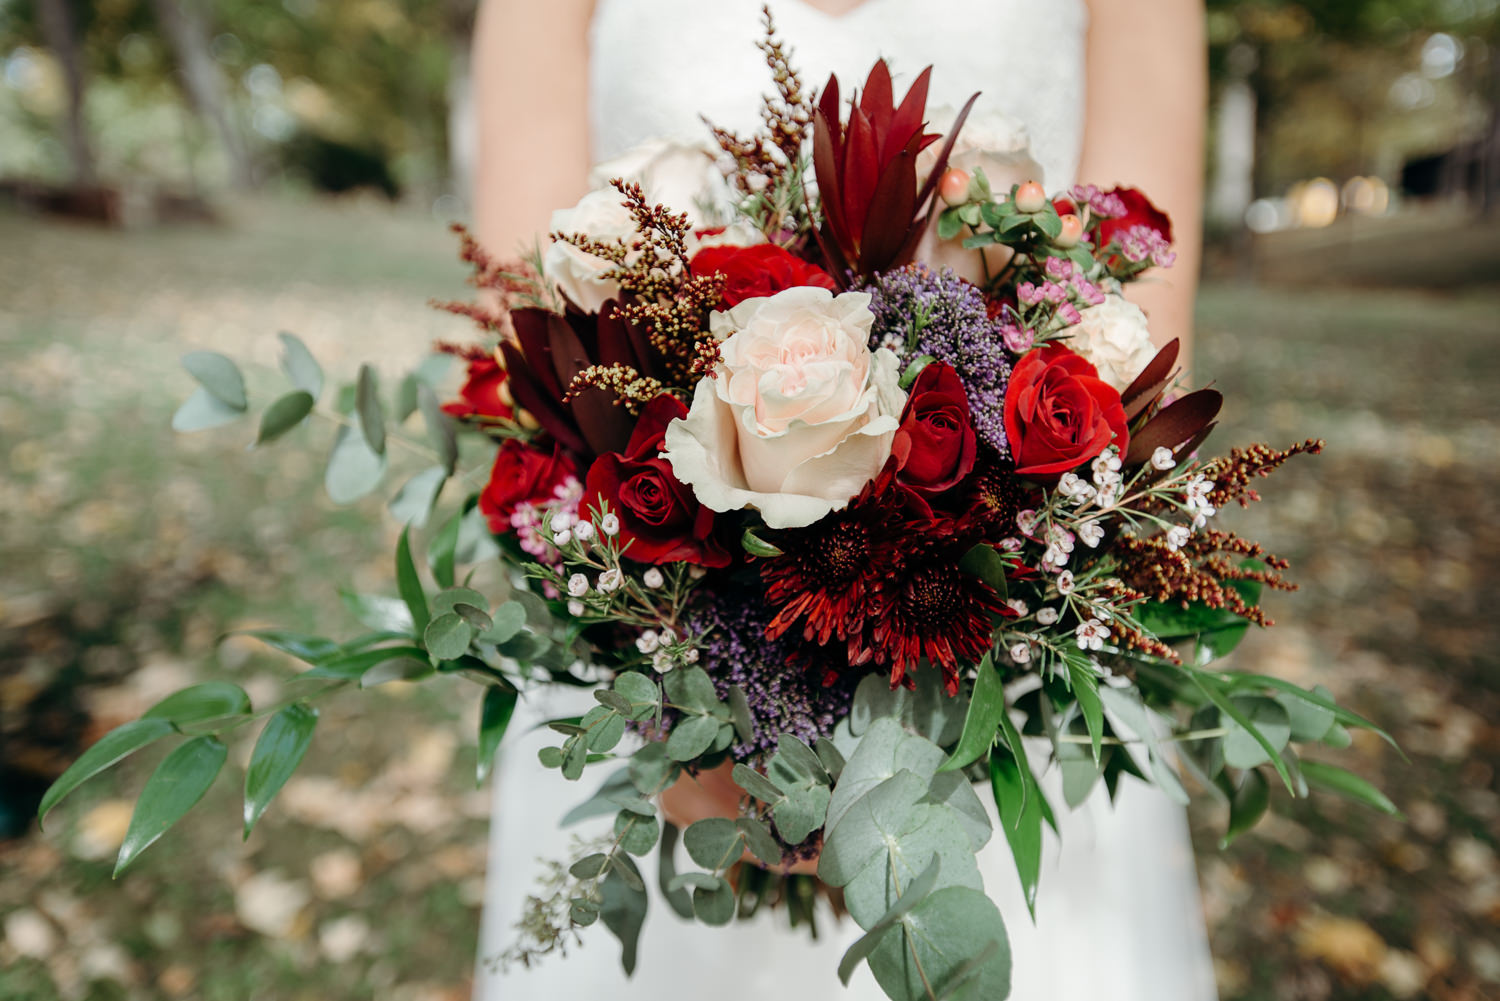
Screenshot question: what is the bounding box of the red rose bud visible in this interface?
[689,243,837,309]
[442,355,513,420]
[1055,213,1084,248]
[893,363,977,496]
[479,439,578,532]
[938,167,970,207]
[1003,343,1129,480]
[1015,181,1047,214]
[584,394,730,567]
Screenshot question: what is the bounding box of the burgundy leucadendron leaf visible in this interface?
[1121,338,1181,423]
[1125,388,1223,465]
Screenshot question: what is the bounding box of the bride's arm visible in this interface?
[472,0,596,257]
[1078,0,1206,369]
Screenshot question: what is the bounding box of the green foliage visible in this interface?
[38,719,175,828]
[939,655,1005,773]
[115,736,228,876]
[144,682,250,726]
[243,704,318,839]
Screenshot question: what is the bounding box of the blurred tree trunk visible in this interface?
[149,0,253,189]
[35,0,96,185]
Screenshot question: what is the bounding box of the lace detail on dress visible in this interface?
[589,0,1087,189]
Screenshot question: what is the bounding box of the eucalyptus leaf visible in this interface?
[423,612,474,661]
[612,672,658,722]
[243,704,317,838]
[614,810,660,857]
[684,818,741,870]
[38,719,175,828]
[848,673,965,745]
[826,718,945,836]
[428,507,462,589]
[727,685,755,743]
[569,898,601,927]
[417,382,459,474]
[600,864,647,974]
[388,466,447,527]
[585,709,627,753]
[656,824,695,919]
[772,785,830,845]
[731,764,785,805]
[339,590,414,634]
[662,667,720,715]
[431,587,487,618]
[115,736,227,876]
[692,880,737,926]
[355,364,386,455]
[277,332,323,397]
[865,886,1011,1001]
[255,390,315,445]
[182,351,246,409]
[1222,696,1292,769]
[172,387,243,432]
[325,421,387,504]
[666,715,721,761]
[737,817,784,867]
[1222,768,1269,847]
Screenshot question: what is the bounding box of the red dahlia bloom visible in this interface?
[688,243,836,308]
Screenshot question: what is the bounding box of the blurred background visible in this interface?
[0,1,1497,999]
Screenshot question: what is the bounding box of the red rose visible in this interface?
[479,439,577,533]
[442,356,513,420]
[689,244,836,308]
[585,395,730,567]
[1004,343,1129,479]
[1095,187,1173,258]
[892,363,977,497]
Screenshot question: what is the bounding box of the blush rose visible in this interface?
[662,287,906,529]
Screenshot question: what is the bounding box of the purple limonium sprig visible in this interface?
[864,264,1012,456]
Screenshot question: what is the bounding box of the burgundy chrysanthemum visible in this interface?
[962,453,1034,541]
[760,470,1006,694]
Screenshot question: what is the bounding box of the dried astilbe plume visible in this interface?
[704,5,815,229]
[555,179,726,387]
[1206,438,1325,509]
[431,223,558,331]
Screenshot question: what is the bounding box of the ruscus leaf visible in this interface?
[243,704,317,838]
[115,736,228,876]
[38,719,175,827]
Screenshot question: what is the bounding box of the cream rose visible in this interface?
[1066,293,1158,391]
[662,287,906,529]
[543,188,636,314]
[915,106,1044,284]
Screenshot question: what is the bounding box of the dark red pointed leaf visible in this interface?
[497,341,587,455]
[1125,389,1223,465]
[843,107,880,245]
[511,309,564,399]
[1173,423,1216,463]
[855,152,919,275]
[887,66,933,161]
[546,314,631,458]
[859,59,893,124]
[912,92,979,222]
[813,106,852,253]
[1121,338,1181,421]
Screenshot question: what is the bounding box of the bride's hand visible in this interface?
[659,762,820,876]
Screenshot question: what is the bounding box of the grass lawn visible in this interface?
[1,199,1496,1000]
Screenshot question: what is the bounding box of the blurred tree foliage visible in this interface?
[1206,0,1500,192]
[0,0,475,195]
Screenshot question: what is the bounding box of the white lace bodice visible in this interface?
[589,0,1088,189]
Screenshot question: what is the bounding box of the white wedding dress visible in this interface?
[475,2,1219,999]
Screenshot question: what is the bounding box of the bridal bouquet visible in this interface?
[40,13,1396,1001]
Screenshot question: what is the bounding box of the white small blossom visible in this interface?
[1166,526,1191,551]
[1150,446,1176,471]
[1009,642,1032,664]
[1192,510,1213,529]
[566,573,589,597]
[1092,449,1122,476]
[599,513,621,536]
[550,512,576,534]
[1016,509,1040,536]
[566,599,586,616]
[597,568,623,593]
[1094,483,1121,509]
[1075,618,1108,651]
[1056,570,1076,595]
[998,537,1023,551]
[1046,525,1076,554]
[552,528,573,547]
[636,630,660,654]
[1058,473,1094,503]
[1042,546,1069,568]
[1036,607,1060,625]
[658,627,677,646]
[683,647,700,664]
[652,650,673,673]
[689,565,708,580]
[1077,520,1105,548]
[1006,598,1029,617]
[642,567,665,589]
[572,520,595,542]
